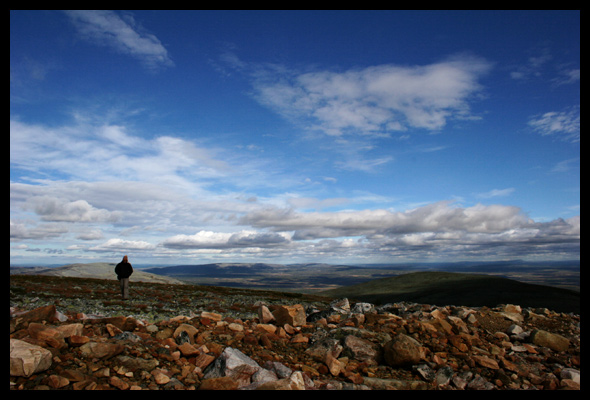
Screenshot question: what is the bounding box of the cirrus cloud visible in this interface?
[64,10,174,71]
[528,106,580,143]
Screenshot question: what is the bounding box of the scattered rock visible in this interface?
[342,335,381,366]
[272,304,307,327]
[79,341,124,359]
[382,333,423,367]
[9,280,581,391]
[258,305,275,323]
[530,329,570,352]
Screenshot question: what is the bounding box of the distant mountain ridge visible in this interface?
[319,271,580,314]
[10,263,186,286]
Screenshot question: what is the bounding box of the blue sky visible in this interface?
[10,10,579,265]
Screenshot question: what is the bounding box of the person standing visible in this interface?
[115,255,133,300]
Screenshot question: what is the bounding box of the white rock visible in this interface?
[561,368,580,384]
[10,339,53,377]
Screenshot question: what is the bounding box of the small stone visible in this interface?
[467,374,495,390]
[228,322,244,332]
[79,341,124,359]
[12,305,58,329]
[560,368,580,384]
[328,357,343,377]
[530,329,570,352]
[415,364,435,382]
[27,322,67,349]
[256,323,277,334]
[506,324,524,335]
[330,298,350,314]
[152,369,171,385]
[174,323,198,343]
[472,355,499,370]
[351,302,375,314]
[435,365,454,386]
[342,335,380,366]
[194,353,215,370]
[106,323,123,336]
[94,367,110,378]
[258,305,275,323]
[55,323,84,338]
[110,375,130,390]
[47,374,70,389]
[178,342,200,357]
[272,304,306,327]
[201,311,222,321]
[290,333,309,343]
[383,333,422,367]
[68,334,90,347]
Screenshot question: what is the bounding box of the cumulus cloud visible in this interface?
[162,230,290,249]
[10,220,68,240]
[25,196,121,223]
[248,55,491,136]
[64,10,173,71]
[240,201,532,239]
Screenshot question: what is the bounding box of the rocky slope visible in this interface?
[10,275,580,390]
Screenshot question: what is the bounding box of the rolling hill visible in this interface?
[10,263,186,286]
[319,271,580,314]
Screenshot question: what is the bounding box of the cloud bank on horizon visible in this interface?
[10,10,579,265]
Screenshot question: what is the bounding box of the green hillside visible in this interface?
[320,271,580,313]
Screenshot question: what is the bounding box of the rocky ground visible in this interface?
[10,275,580,390]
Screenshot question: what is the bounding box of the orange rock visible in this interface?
[47,374,70,389]
[272,305,306,327]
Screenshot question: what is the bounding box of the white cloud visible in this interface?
[10,220,69,241]
[528,106,580,143]
[89,238,156,252]
[9,118,231,187]
[553,68,580,85]
[9,112,579,263]
[162,230,290,249]
[25,196,121,223]
[510,47,552,81]
[241,201,532,239]
[551,158,579,173]
[476,188,515,199]
[248,55,491,136]
[64,10,173,71]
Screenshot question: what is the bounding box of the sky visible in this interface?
[10,10,580,266]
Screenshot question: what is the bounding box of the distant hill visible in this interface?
[319,271,580,314]
[143,263,281,278]
[10,263,186,286]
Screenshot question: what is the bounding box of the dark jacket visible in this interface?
[115,261,133,280]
